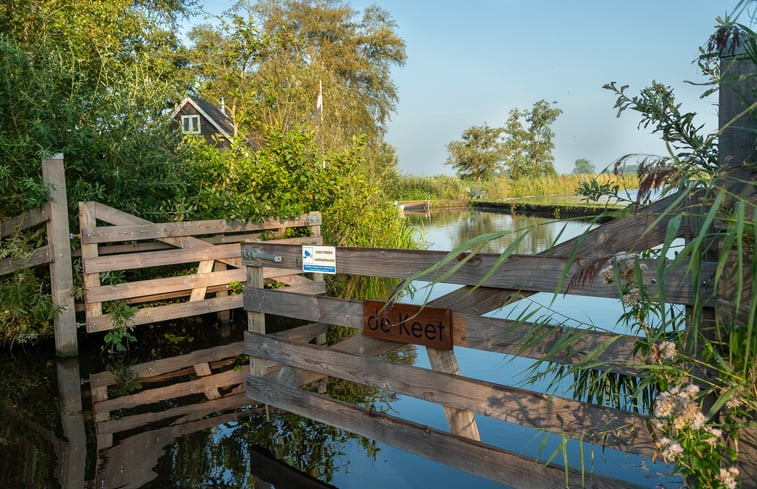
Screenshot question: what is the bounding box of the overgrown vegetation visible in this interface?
[0,0,415,348]
[393,173,639,201]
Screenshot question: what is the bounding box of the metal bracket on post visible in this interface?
[242,248,282,263]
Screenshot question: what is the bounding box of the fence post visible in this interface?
[42,154,78,356]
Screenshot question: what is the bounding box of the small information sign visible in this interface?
[363,300,454,350]
[302,245,337,274]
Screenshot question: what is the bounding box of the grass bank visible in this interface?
[393,174,639,201]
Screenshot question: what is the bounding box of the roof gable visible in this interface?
[171,96,234,142]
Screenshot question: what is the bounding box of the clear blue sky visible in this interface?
[192,1,745,176]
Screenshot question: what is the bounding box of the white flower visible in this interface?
[658,341,677,361]
[716,467,738,489]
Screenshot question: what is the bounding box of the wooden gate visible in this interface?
[240,192,712,489]
[78,202,324,332]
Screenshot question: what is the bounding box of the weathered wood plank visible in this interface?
[86,265,303,304]
[96,391,251,435]
[241,243,710,304]
[44,156,78,355]
[81,211,322,244]
[86,268,247,303]
[0,245,51,276]
[245,332,655,456]
[189,260,215,301]
[86,294,243,332]
[244,289,643,373]
[247,265,267,377]
[246,375,648,489]
[83,243,241,273]
[91,342,247,388]
[79,202,103,320]
[94,368,245,417]
[0,203,49,237]
[426,347,481,440]
[543,192,687,258]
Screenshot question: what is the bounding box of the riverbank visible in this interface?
[470,199,625,221]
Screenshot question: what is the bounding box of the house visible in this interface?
[171,96,234,149]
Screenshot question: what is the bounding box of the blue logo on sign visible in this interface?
[303,250,312,259]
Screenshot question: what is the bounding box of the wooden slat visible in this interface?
[91,342,247,388]
[86,268,247,303]
[96,392,251,435]
[0,245,51,276]
[244,289,643,373]
[246,375,648,489]
[426,347,480,440]
[0,203,49,237]
[86,294,243,332]
[245,331,655,456]
[94,368,245,417]
[81,210,322,244]
[85,265,303,304]
[189,260,215,301]
[247,265,267,377]
[241,243,709,305]
[83,243,241,273]
[543,192,686,258]
[79,202,103,319]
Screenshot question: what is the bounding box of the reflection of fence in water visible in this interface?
[90,321,331,488]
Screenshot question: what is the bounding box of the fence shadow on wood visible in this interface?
[240,192,712,489]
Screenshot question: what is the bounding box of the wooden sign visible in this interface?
[363,300,454,350]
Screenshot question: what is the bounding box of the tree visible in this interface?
[572,158,595,174]
[187,0,406,154]
[502,100,562,179]
[445,124,505,181]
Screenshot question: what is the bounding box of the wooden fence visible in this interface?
[0,155,77,355]
[240,192,712,489]
[78,202,324,333]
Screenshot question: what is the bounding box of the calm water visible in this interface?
[2,209,678,489]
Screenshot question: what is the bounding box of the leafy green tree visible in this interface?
[187,0,406,155]
[572,158,595,174]
[445,124,505,181]
[502,100,562,179]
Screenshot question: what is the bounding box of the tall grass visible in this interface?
[392,174,639,201]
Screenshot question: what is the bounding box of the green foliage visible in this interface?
[443,100,562,181]
[0,227,58,345]
[102,301,138,354]
[393,173,639,202]
[445,124,506,181]
[188,0,406,154]
[503,100,562,179]
[572,158,595,175]
[0,270,57,346]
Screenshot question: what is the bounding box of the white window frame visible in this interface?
[181,114,201,134]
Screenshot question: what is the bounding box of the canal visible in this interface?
[1,208,679,488]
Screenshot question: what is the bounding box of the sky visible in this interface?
[191,0,748,176]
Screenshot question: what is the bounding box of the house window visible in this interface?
[181,115,200,134]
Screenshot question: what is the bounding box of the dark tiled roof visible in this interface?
[190,96,234,138]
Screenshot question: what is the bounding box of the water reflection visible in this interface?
[406,209,594,254]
